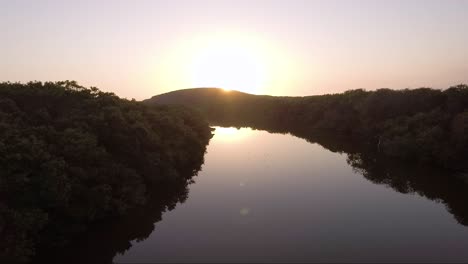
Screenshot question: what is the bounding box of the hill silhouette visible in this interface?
[145,86,468,171]
[145,87,271,105]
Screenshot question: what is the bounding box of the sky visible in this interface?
[1,0,468,99]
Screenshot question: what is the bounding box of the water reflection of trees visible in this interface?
[35,170,200,264]
[213,120,468,228]
[347,153,468,227]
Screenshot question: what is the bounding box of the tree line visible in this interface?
[145,85,468,171]
[0,81,213,262]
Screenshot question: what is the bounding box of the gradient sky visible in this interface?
[1,0,468,99]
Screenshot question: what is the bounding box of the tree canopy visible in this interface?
[0,81,212,262]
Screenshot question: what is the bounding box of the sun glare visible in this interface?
[188,34,268,94]
[214,127,253,142]
[152,32,292,96]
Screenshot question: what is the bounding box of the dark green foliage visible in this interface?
[146,85,468,171]
[0,81,212,261]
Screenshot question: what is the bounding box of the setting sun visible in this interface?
[188,34,268,94]
[152,32,293,96]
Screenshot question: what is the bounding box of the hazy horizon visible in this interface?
[2,0,468,99]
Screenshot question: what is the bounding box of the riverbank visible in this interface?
[0,81,213,262]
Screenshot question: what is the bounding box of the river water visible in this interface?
[113,127,468,263]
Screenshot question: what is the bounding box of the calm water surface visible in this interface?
[114,127,468,263]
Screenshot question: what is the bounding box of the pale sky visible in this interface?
[1,0,468,99]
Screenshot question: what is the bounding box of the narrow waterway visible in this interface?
[113,127,468,263]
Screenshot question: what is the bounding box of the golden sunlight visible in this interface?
[213,127,253,142]
[151,32,293,96]
[188,34,268,94]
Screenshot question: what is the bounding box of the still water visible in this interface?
[114,127,468,263]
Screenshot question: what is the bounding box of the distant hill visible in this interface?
[145,86,468,172]
[144,87,275,105]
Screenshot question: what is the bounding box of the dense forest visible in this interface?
[0,81,213,262]
[145,85,468,171]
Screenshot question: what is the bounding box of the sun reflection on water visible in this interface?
[212,127,253,142]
